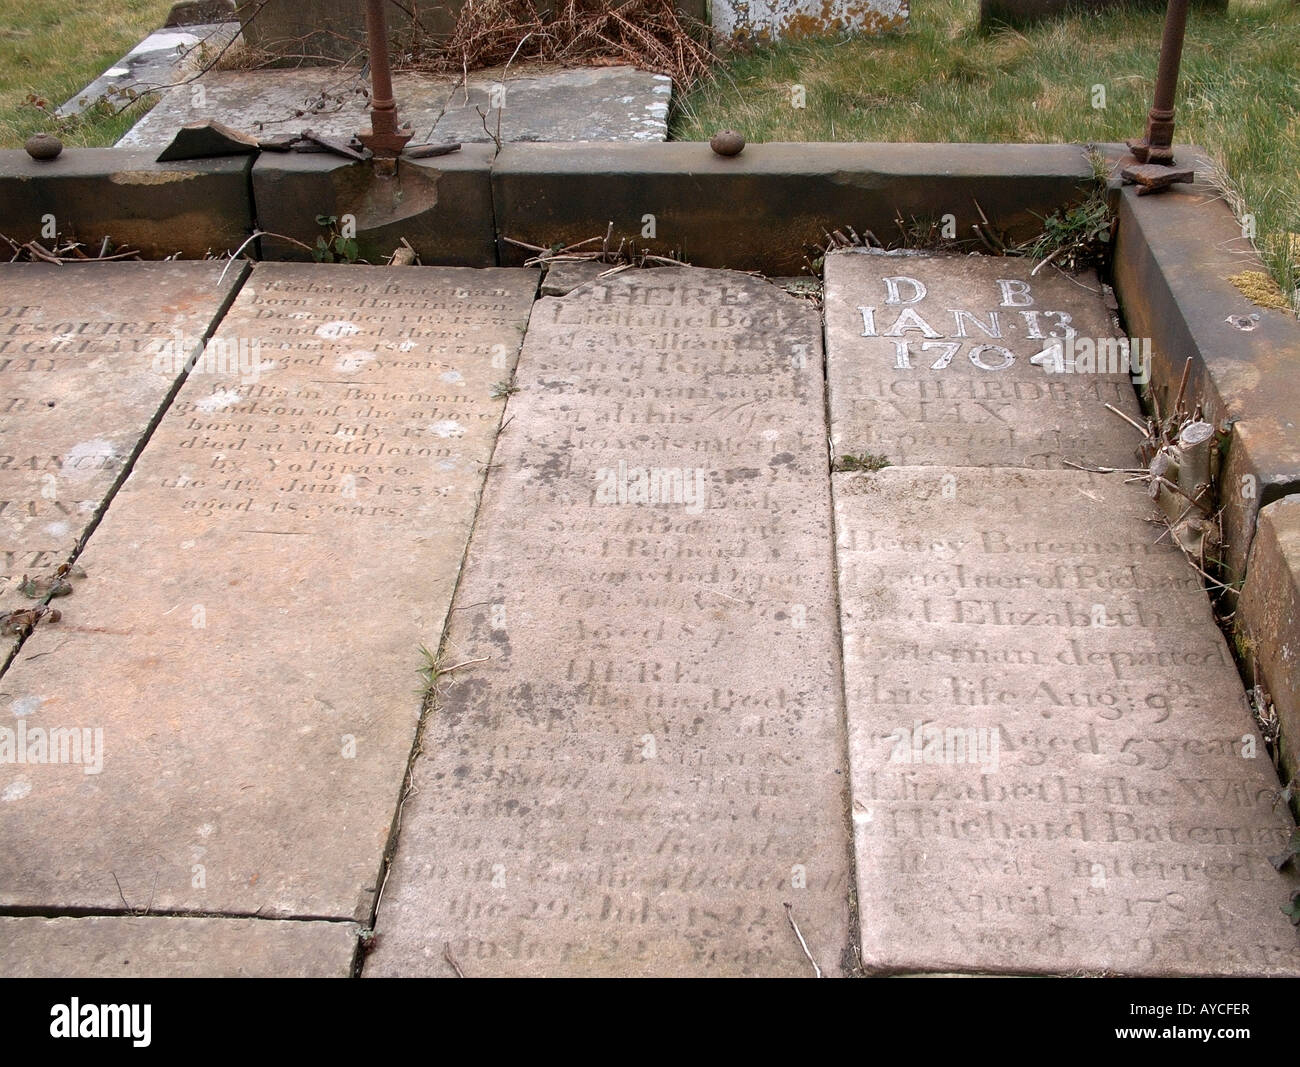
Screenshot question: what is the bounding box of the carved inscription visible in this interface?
[368,268,853,977]
[0,263,239,614]
[0,264,537,920]
[824,252,1145,468]
[836,468,1300,975]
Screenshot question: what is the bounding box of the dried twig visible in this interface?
[1105,402,1150,436]
[437,655,490,675]
[1062,461,1147,474]
[217,229,318,284]
[407,0,715,91]
[1173,356,1193,418]
[783,902,822,978]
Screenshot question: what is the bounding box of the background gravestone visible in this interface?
[979,0,1225,30]
[235,0,711,63]
[712,0,907,41]
[235,0,425,63]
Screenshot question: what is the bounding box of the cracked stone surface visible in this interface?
[0,262,240,642]
[0,264,535,922]
[0,915,357,977]
[1,258,1295,978]
[117,65,670,148]
[365,267,854,977]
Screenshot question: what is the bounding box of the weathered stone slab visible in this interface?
[0,150,253,259]
[430,67,672,145]
[0,262,241,627]
[1111,174,1300,582]
[234,0,423,64]
[0,264,537,920]
[835,467,1300,976]
[492,143,1097,275]
[367,267,852,976]
[117,69,455,148]
[0,915,356,977]
[539,260,610,297]
[168,1,237,28]
[58,23,241,119]
[250,145,497,266]
[118,66,669,148]
[824,250,1145,469]
[712,0,907,42]
[1239,495,1300,794]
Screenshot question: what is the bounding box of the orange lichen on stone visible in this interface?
[777,0,907,37]
[1228,270,1293,313]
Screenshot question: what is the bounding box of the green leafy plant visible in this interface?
[312,215,359,264]
[417,643,440,694]
[834,452,891,473]
[1019,192,1113,273]
[1284,890,1300,926]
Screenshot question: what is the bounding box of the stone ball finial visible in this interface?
[710,130,745,157]
[25,133,64,161]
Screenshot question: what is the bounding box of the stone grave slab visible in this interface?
[0,262,241,633]
[118,66,670,149]
[0,264,537,920]
[58,23,241,119]
[366,267,853,977]
[0,915,356,977]
[824,250,1145,469]
[430,67,672,145]
[834,466,1300,976]
[117,69,456,148]
[539,260,611,297]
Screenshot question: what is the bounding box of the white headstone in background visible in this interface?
[711,0,908,42]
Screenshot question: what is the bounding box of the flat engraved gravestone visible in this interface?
[0,262,240,623]
[0,264,537,920]
[367,268,853,976]
[836,467,1300,975]
[824,251,1144,469]
[0,915,357,977]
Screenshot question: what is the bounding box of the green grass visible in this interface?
[675,0,1300,309]
[0,0,176,148]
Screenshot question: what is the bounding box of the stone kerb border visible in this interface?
[1103,145,1300,795]
[2,141,1094,270]
[1,148,252,259]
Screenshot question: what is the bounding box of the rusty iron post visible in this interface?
[1132,0,1190,163]
[359,0,412,172]
[1123,0,1195,193]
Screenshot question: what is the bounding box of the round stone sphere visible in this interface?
[710,130,745,157]
[25,133,63,161]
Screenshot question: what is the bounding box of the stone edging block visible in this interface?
[1109,155,1300,582]
[0,149,252,259]
[491,142,1096,274]
[1239,495,1300,794]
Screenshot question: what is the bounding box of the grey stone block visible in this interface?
[0,148,253,259]
[492,141,1098,274]
[250,145,497,265]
